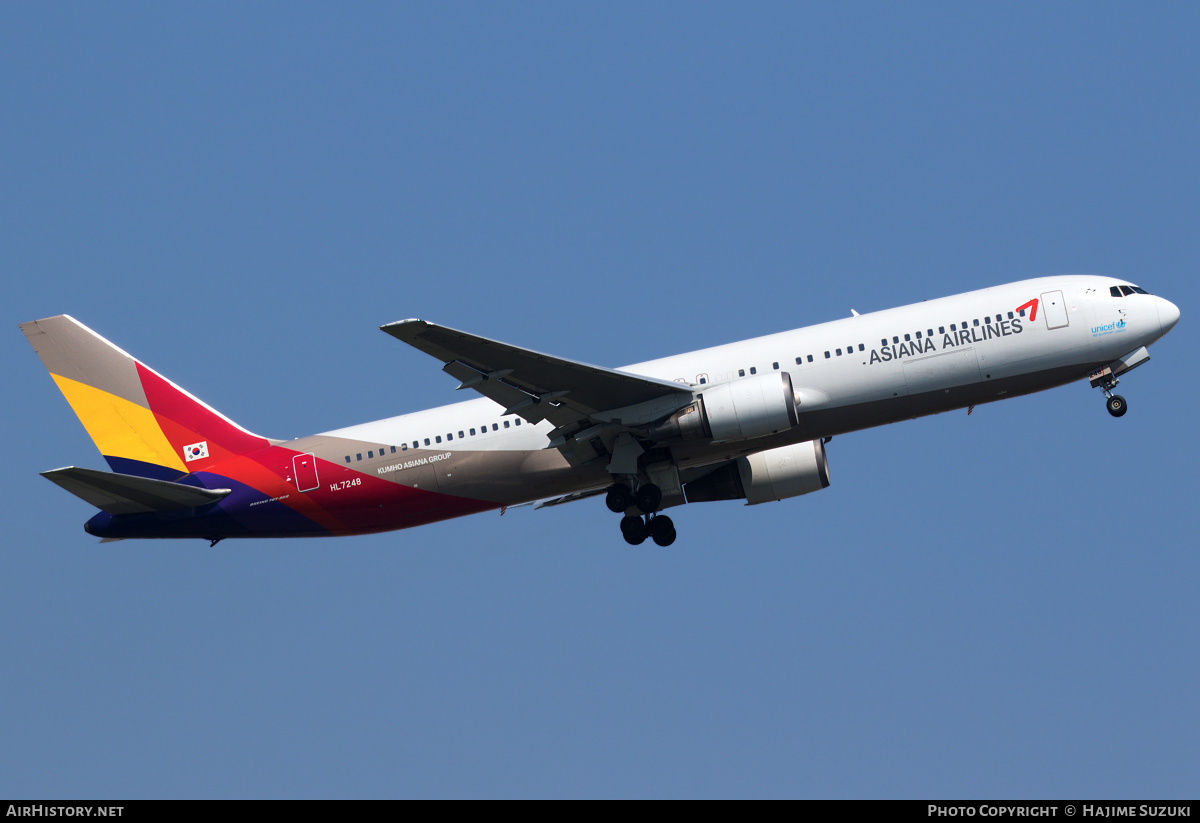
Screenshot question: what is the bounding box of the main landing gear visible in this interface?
[620,513,677,546]
[607,481,676,546]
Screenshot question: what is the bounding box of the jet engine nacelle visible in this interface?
[649,372,800,443]
[684,440,830,505]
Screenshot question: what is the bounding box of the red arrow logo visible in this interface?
[1017,298,1038,322]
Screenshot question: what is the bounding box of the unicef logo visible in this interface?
[1117,319,1126,329]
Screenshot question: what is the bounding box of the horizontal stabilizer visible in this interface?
[41,467,231,515]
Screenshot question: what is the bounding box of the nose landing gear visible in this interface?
[1091,369,1129,418]
[1090,347,1151,418]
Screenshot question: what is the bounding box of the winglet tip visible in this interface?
[380,318,424,333]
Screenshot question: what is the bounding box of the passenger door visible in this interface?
[1041,291,1069,329]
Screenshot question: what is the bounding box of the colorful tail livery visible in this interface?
[22,316,272,480]
[22,276,1180,545]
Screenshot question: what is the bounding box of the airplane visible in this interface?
[22,275,1179,547]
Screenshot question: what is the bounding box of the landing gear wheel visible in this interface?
[620,514,647,545]
[606,482,633,513]
[1107,394,1128,418]
[649,515,676,547]
[634,483,663,514]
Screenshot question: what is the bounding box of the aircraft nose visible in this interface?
[1156,296,1180,336]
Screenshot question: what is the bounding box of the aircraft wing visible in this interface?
[380,320,694,430]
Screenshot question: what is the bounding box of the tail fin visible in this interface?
[21,315,272,480]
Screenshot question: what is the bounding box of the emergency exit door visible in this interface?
[1041,290,1069,329]
[292,453,319,492]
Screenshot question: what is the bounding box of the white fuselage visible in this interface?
[307,275,1177,507]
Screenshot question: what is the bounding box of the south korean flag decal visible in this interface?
[183,441,210,462]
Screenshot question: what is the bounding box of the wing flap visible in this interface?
[42,467,231,515]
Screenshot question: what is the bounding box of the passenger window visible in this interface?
[391,446,396,453]
[515,419,521,426]
[738,369,745,377]
[858,344,864,352]
[345,456,351,464]
[414,441,419,449]
[915,331,921,339]
[836,348,842,356]
[492,424,498,431]
[1007,312,1014,319]
[699,377,707,384]
[504,421,510,428]
[807,355,813,363]
[984,316,990,324]
[401,444,408,451]
[435,436,441,444]
[424,438,430,446]
[459,431,464,438]
[368,450,373,458]
[927,329,933,337]
[824,351,830,359]
[749,367,757,374]
[447,433,453,441]
[939,326,945,334]
[772,362,779,370]
[881,339,888,346]
[973,319,979,326]
[892,336,898,344]
[796,357,804,365]
[470,428,476,436]
[951,324,956,331]
[356,453,362,461]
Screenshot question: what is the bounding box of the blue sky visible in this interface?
[2,3,1197,798]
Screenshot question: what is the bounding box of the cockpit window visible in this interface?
[1112,284,1153,297]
